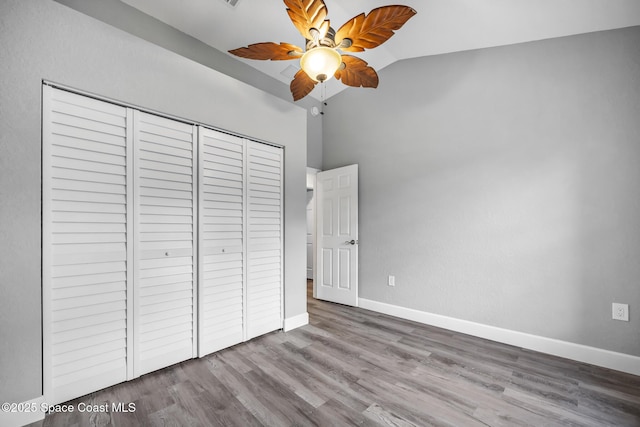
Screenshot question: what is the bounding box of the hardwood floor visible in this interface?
[31,281,640,426]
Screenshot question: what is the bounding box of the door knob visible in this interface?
[345,239,358,245]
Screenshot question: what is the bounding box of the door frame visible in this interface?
[306,167,319,283]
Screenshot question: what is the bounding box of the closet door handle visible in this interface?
[345,239,358,245]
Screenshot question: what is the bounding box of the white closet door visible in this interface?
[246,141,283,339]
[198,128,246,356]
[133,111,197,376]
[42,86,133,404]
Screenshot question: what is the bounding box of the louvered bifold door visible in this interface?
[42,86,133,404]
[198,128,246,356]
[133,111,197,376]
[246,141,283,339]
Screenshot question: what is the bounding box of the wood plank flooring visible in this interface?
[30,281,640,426]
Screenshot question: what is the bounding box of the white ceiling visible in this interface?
[121,0,640,100]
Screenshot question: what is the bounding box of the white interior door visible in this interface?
[198,128,245,356]
[133,111,197,376]
[315,164,358,306]
[42,86,133,404]
[246,141,283,339]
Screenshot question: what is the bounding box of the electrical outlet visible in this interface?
[388,275,395,287]
[612,303,629,322]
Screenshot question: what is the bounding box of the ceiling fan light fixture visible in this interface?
[300,46,342,82]
[228,1,417,100]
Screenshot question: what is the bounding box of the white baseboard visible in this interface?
[0,395,46,427]
[284,312,309,332]
[359,298,640,376]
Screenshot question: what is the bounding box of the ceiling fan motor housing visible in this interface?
[305,26,337,50]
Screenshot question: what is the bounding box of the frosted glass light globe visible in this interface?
[300,47,342,82]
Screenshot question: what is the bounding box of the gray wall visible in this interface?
[53,0,324,169]
[323,26,640,356]
[0,0,307,403]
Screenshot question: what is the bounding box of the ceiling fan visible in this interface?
[229,0,417,101]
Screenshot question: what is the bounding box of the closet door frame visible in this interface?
[43,83,283,403]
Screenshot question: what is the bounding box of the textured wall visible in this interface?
[323,26,640,356]
[0,0,307,403]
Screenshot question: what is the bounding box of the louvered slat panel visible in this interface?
[134,111,196,376]
[198,128,245,356]
[43,86,131,404]
[246,141,283,339]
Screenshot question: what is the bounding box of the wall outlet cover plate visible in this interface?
[612,303,629,322]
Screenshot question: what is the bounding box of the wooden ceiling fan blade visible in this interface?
[284,0,328,40]
[335,5,417,52]
[290,69,318,101]
[334,55,379,88]
[229,42,303,60]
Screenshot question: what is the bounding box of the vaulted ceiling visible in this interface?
[120,0,640,100]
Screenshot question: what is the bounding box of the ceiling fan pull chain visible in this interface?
[321,83,327,115]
